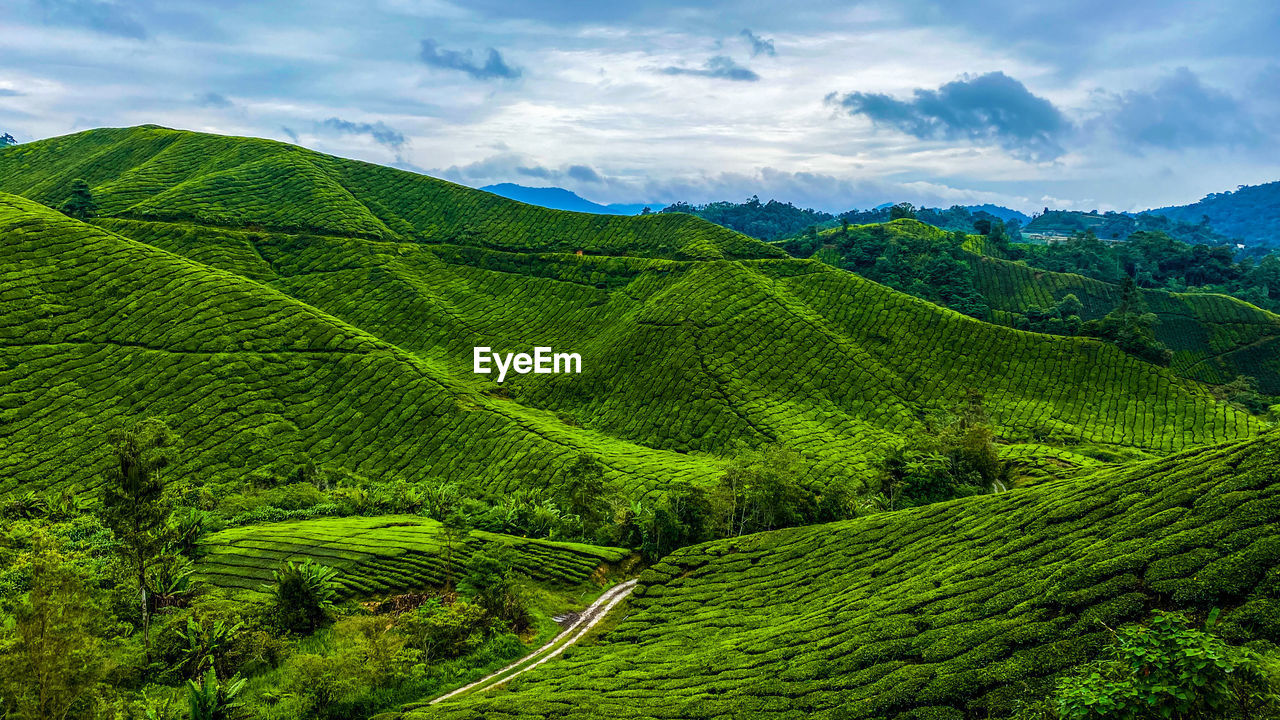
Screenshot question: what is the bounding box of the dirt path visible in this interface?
[429,578,638,705]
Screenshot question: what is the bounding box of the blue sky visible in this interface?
[1,0,1277,212]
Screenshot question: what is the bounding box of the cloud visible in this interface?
[195,91,232,108]
[1095,67,1262,152]
[740,29,775,57]
[33,0,147,39]
[0,89,22,97]
[438,154,608,189]
[317,117,407,152]
[280,126,299,144]
[418,39,521,80]
[567,164,603,183]
[830,71,1071,161]
[661,55,760,82]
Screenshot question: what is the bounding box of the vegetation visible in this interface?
[1050,611,1279,720]
[412,434,1280,720]
[2,126,1279,719]
[1152,181,1280,248]
[660,195,834,240]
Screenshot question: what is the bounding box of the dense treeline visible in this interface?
[659,196,833,241]
[1154,181,1280,247]
[1019,229,1280,313]
[1025,209,1232,245]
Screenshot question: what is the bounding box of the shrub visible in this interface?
[1054,610,1280,720]
[263,559,339,633]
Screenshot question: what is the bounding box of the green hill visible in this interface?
[410,432,1280,720]
[0,128,1264,502]
[0,192,722,499]
[0,125,778,261]
[965,249,1280,391]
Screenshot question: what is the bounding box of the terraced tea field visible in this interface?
[963,247,1280,391]
[0,192,722,498]
[411,433,1280,720]
[194,516,628,599]
[0,127,1265,502]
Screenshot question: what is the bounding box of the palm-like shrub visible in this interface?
[186,667,246,720]
[263,559,339,633]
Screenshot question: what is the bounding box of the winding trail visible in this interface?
[429,578,638,705]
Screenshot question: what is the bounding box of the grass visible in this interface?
[408,432,1280,720]
[193,515,630,599]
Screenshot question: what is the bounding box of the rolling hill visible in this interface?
[1152,181,1280,247]
[962,238,1280,392]
[0,127,1264,503]
[407,432,1280,720]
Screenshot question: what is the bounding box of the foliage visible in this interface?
[556,454,610,535]
[1153,180,1280,248]
[1083,276,1173,366]
[0,132,16,147]
[59,177,98,219]
[396,598,490,662]
[462,546,531,633]
[0,536,119,720]
[660,195,834,241]
[99,417,177,659]
[879,390,1010,507]
[415,435,1280,720]
[187,666,247,720]
[263,559,339,634]
[716,444,813,536]
[1054,611,1280,720]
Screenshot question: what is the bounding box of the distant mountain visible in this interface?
[1150,181,1280,246]
[480,183,652,215]
[965,204,1031,224]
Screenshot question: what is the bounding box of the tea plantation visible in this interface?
[0,192,722,498]
[410,432,1280,720]
[964,244,1280,391]
[0,128,1266,499]
[194,515,628,599]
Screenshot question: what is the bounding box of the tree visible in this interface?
[557,453,610,534]
[0,132,15,147]
[99,418,176,663]
[889,202,917,220]
[439,509,469,592]
[716,445,810,536]
[0,537,116,720]
[463,546,530,632]
[263,559,338,634]
[60,178,98,219]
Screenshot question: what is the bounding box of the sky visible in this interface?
[1,0,1278,213]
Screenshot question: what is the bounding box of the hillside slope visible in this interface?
[194,515,628,599]
[1153,181,1280,246]
[0,192,721,497]
[0,127,1263,500]
[412,433,1280,720]
[965,248,1280,391]
[0,126,775,261]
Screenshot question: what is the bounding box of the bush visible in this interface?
[1055,610,1280,720]
[263,559,338,633]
